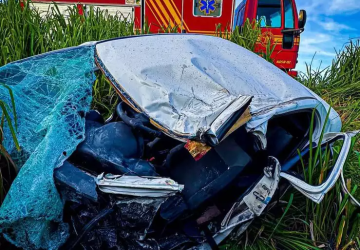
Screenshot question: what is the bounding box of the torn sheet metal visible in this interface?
[96,174,184,197]
[244,156,281,216]
[196,156,281,249]
[95,35,252,143]
[94,34,341,145]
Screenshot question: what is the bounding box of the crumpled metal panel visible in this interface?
[195,156,281,249]
[94,34,341,142]
[96,174,184,197]
[95,35,254,141]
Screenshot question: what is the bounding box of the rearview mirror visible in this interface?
[298,10,307,29]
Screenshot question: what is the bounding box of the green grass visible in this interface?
[0,85,19,206]
[0,0,143,121]
[240,41,360,250]
[299,40,360,131]
[216,19,261,53]
[0,0,140,64]
[299,40,360,199]
[0,1,359,249]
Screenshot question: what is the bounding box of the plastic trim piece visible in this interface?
[195,157,281,249]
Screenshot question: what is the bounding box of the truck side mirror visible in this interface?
[298,10,307,29]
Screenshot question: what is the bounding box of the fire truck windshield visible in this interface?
[257,0,282,28]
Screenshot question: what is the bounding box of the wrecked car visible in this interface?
[0,34,355,250]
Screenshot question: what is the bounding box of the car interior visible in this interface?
[65,101,314,247]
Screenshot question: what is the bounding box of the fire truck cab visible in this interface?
[234,0,307,75]
[142,0,307,75]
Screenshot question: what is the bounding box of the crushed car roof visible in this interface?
[94,34,341,144]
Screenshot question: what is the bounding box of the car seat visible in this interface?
[160,127,256,222]
[70,111,157,176]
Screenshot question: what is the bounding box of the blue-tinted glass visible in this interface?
[284,0,295,28]
[239,7,245,24]
[234,0,247,28]
[257,0,282,28]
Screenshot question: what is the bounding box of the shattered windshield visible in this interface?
[0,45,96,249]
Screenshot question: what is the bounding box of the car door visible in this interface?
[280,132,354,204]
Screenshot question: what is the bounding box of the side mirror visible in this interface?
[298,10,307,29]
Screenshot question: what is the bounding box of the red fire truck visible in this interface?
[143,0,306,76]
[29,0,306,76]
[235,0,307,76]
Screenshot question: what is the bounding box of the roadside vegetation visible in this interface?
[230,39,360,250]
[0,0,359,249]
